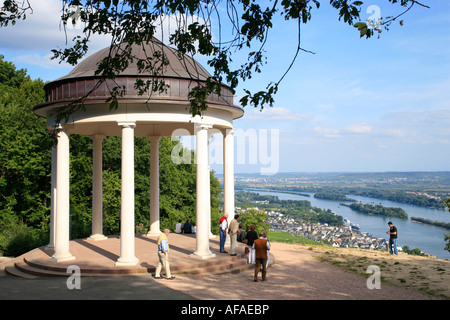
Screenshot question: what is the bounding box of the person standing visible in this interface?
[387,221,398,255]
[219,213,228,253]
[245,224,258,264]
[263,232,270,269]
[253,232,271,282]
[154,229,175,279]
[228,214,240,256]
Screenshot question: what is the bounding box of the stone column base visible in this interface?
[88,234,108,241]
[190,252,216,260]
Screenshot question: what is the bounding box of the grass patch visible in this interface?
[269,231,326,246]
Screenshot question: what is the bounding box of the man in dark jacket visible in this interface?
[253,232,271,282]
[183,219,192,234]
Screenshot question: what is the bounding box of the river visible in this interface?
[247,189,450,260]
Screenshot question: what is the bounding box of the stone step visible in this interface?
[14,259,141,277]
[2,236,271,279]
[5,253,253,278]
[218,253,275,274]
[211,263,255,275]
[176,257,250,275]
[14,260,72,277]
[5,263,38,279]
[4,260,39,279]
[23,256,148,276]
[170,254,246,273]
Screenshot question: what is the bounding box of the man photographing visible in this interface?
[386,222,398,255]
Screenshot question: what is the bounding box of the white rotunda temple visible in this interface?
[33,38,243,266]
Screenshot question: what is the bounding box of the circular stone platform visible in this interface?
[5,234,263,278]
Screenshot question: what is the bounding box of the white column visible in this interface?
[207,132,215,239]
[116,121,139,266]
[51,126,75,262]
[147,136,161,237]
[89,135,107,240]
[191,123,216,259]
[223,128,236,245]
[45,144,57,250]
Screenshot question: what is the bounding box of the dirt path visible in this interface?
[161,242,436,300]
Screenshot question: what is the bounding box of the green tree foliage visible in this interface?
[346,188,445,209]
[410,217,450,231]
[445,234,450,253]
[445,199,450,253]
[0,55,51,255]
[342,202,408,219]
[238,209,271,236]
[402,246,422,256]
[313,192,355,202]
[0,56,222,256]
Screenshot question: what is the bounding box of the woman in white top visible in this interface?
[175,220,182,234]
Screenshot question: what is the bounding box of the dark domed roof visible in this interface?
[35,37,243,122]
[57,38,211,81]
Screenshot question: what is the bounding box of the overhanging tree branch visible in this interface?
[0,0,429,119]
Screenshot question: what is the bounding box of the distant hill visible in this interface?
[227,171,450,210]
[230,171,450,185]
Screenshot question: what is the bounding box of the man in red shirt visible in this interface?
[253,232,271,282]
[219,213,228,253]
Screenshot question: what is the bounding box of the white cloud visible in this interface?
[0,1,216,74]
[245,107,311,122]
[314,104,335,112]
[383,109,450,125]
[313,126,341,139]
[0,0,111,59]
[383,128,409,138]
[13,53,72,70]
[344,123,372,134]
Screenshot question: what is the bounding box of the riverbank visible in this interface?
[244,189,450,259]
[411,217,450,230]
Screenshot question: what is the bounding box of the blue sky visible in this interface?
[1,0,449,174]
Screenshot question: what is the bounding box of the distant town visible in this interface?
[267,209,387,251]
[245,206,436,258]
[238,205,388,251]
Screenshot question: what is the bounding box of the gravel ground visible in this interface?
[160,242,436,300]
